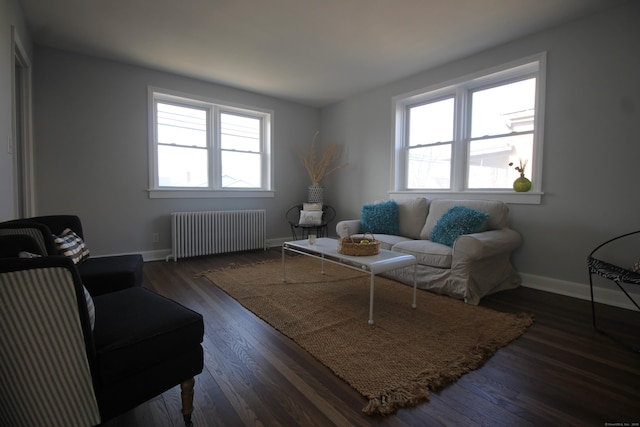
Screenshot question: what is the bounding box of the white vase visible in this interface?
[308,183,323,204]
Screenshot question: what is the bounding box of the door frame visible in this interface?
[11,26,35,218]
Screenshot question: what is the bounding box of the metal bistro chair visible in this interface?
[587,230,640,352]
[286,204,335,241]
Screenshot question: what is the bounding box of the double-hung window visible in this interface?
[148,89,273,198]
[393,53,545,203]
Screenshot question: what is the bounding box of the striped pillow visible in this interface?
[83,287,96,330]
[53,228,90,264]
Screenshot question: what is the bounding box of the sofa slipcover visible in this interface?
[336,198,522,304]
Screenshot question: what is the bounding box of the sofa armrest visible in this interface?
[452,228,522,262]
[336,220,360,238]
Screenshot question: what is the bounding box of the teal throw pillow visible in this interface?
[429,206,489,247]
[360,200,399,235]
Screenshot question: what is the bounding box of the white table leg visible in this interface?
[281,245,287,282]
[368,273,375,325]
[412,263,417,309]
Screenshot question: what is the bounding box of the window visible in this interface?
[393,53,545,202]
[148,89,273,198]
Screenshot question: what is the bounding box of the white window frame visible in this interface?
[391,53,546,204]
[147,87,274,199]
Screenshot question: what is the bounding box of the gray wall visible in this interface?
[0,0,32,220]
[321,2,640,297]
[32,47,322,257]
[7,1,640,305]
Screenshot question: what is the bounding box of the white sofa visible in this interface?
[336,198,522,304]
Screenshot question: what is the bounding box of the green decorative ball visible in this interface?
[513,176,532,192]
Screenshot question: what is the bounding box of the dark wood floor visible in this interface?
[103,248,640,427]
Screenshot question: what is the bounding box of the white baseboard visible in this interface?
[520,273,639,311]
[138,240,288,262]
[267,237,289,248]
[90,249,171,262]
[140,249,173,262]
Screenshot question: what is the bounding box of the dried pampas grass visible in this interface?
[297,131,348,183]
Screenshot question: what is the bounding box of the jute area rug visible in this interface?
[201,255,533,416]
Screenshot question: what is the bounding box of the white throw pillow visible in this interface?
[299,210,323,225]
[303,203,323,211]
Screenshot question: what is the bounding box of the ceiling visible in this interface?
[18,0,626,107]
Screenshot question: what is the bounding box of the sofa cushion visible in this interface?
[78,254,143,296]
[352,233,412,251]
[360,200,399,235]
[395,198,429,239]
[392,240,453,268]
[420,199,510,239]
[429,206,489,247]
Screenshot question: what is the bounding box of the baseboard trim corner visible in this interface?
[520,272,639,311]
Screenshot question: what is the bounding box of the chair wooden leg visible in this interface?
[180,377,195,426]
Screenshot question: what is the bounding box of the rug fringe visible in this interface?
[363,362,478,415]
[362,313,534,416]
[363,383,431,416]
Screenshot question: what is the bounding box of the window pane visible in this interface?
[158,145,208,187]
[471,78,536,138]
[407,144,451,189]
[157,103,207,147]
[221,113,261,152]
[222,151,261,188]
[468,134,533,189]
[408,98,454,146]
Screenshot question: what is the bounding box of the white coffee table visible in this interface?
[282,237,417,325]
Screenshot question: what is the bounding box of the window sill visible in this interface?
[148,189,275,199]
[389,190,543,205]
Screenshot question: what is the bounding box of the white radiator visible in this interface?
[170,210,266,261]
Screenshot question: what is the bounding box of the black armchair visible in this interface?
[286,204,336,240]
[0,215,143,295]
[0,255,204,426]
[587,230,640,352]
